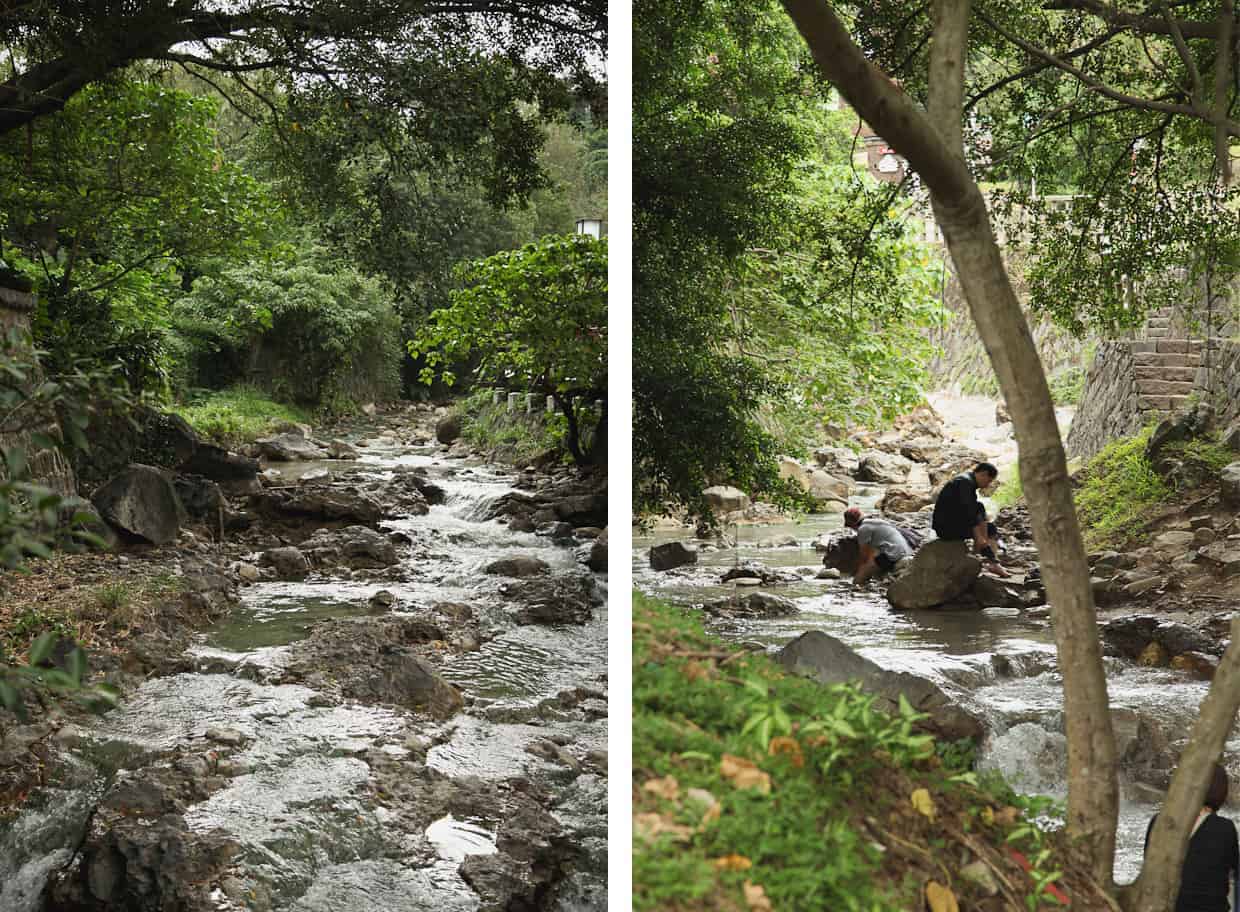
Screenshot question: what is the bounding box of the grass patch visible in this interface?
[1048,366,1085,406]
[173,386,314,448]
[992,460,1023,508]
[1075,427,1170,549]
[632,592,1096,911]
[455,389,570,466]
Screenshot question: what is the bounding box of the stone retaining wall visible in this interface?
[1065,342,1142,459]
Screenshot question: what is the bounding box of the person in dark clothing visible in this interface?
[1144,762,1240,912]
[931,461,1008,577]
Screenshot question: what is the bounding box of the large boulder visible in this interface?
[878,486,934,514]
[503,571,603,625]
[255,433,329,462]
[301,525,399,568]
[856,450,913,485]
[703,485,751,514]
[1147,405,1213,474]
[259,546,311,580]
[812,446,860,478]
[777,630,984,741]
[249,486,384,526]
[435,414,463,444]
[483,556,550,578]
[91,464,185,545]
[650,541,697,571]
[886,540,981,610]
[777,457,851,511]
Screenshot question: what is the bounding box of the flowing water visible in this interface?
[635,500,1220,885]
[1,436,607,911]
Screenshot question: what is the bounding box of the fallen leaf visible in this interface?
[925,880,959,912]
[713,853,753,871]
[767,736,804,768]
[682,660,714,681]
[979,806,995,826]
[994,805,1020,826]
[720,754,772,794]
[910,788,936,822]
[743,879,773,911]
[634,812,695,843]
[642,775,681,802]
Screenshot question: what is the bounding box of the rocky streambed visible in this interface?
[638,471,1236,885]
[0,409,608,912]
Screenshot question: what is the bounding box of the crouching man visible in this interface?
[843,507,914,586]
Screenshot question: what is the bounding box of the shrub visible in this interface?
[453,388,571,465]
[173,387,313,447]
[1075,427,1169,547]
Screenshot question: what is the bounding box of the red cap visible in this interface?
[843,507,862,527]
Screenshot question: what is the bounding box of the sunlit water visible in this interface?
[635,505,1224,886]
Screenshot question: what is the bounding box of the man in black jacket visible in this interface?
[931,461,1008,577]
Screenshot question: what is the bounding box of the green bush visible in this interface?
[1048,366,1085,406]
[173,387,313,448]
[453,389,571,465]
[173,245,401,409]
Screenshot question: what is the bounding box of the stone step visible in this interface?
[1135,378,1196,396]
[1133,366,1198,383]
[1132,351,1201,369]
[1138,394,1194,412]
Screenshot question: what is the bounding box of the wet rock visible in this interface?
[375,473,432,515]
[856,450,913,484]
[703,485,750,514]
[577,528,607,573]
[508,514,536,533]
[887,540,981,610]
[326,439,360,459]
[650,541,697,571]
[777,457,850,511]
[703,592,798,619]
[504,572,603,625]
[720,564,797,586]
[540,521,576,542]
[171,474,225,522]
[92,464,185,545]
[205,727,246,747]
[283,616,463,717]
[301,525,399,568]
[1171,651,1218,680]
[821,535,862,576]
[249,486,383,527]
[484,556,550,578]
[435,414,463,444]
[817,567,841,580]
[777,630,984,741]
[259,546,311,580]
[369,589,397,611]
[255,432,330,461]
[972,574,1024,610]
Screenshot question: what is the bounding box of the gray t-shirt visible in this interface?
[856,519,913,562]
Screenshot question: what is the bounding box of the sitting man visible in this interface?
[931,461,1009,577]
[843,507,914,585]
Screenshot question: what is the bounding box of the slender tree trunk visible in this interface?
[781,0,1119,884]
[553,391,586,465]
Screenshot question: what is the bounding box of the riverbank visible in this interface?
[1,401,608,911]
[632,593,1107,910]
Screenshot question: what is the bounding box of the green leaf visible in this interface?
[28,631,57,666]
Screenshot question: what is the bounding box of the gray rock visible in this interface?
[878,486,934,514]
[302,525,399,568]
[255,432,329,461]
[812,446,860,477]
[504,572,603,625]
[326,439,360,459]
[435,414,463,444]
[259,546,310,580]
[856,450,913,484]
[972,574,1024,609]
[777,630,984,741]
[703,592,798,619]
[483,556,550,578]
[650,541,697,571]
[249,486,383,526]
[92,464,185,545]
[887,540,981,610]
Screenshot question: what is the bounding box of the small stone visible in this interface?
[369,590,397,610]
[204,727,246,747]
[236,563,260,583]
[816,567,842,580]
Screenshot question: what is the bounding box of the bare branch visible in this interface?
[1158,0,1205,103]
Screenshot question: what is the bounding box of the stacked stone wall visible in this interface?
[1065,342,1141,459]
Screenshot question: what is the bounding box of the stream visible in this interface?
[1,434,607,911]
[634,485,1224,886]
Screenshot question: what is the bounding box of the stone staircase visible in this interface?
[1129,339,1208,413]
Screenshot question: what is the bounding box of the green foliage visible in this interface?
[92,582,133,614]
[0,631,119,718]
[1075,427,1170,547]
[174,244,401,408]
[453,389,570,466]
[1163,435,1236,478]
[634,0,943,513]
[411,234,606,464]
[1048,367,1085,406]
[0,77,277,389]
[993,461,1025,509]
[172,387,314,448]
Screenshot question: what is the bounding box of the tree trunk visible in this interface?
[781,0,1119,884]
[554,391,586,466]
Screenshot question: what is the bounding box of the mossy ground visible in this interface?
[632,592,1109,911]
